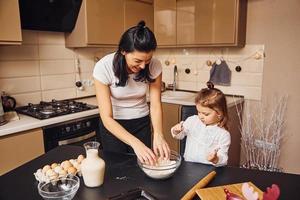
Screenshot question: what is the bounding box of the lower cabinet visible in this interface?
[162,101,243,167]
[162,103,180,152]
[0,128,45,175]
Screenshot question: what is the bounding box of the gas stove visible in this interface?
[15,99,98,120]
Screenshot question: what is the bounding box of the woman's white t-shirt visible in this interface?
[93,52,162,120]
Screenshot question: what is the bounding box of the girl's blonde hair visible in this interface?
[195,82,228,129]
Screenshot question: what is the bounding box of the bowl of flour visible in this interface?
[138,151,181,179]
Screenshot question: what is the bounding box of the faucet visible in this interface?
[173,65,178,91]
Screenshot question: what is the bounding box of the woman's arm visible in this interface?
[94,79,156,164]
[149,74,170,159]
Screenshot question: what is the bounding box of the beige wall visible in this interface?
[246,0,300,174]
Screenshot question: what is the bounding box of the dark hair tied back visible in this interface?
[206,81,214,89]
[137,20,146,28]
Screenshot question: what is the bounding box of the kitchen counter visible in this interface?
[0,94,243,137]
[0,145,299,200]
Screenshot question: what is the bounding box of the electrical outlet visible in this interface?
[254,139,277,151]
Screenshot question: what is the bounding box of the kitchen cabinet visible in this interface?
[124,0,154,31]
[0,0,22,45]
[0,128,44,175]
[65,0,154,47]
[65,0,124,47]
[154,0,247,47]
[154,0,177,46]
[162,103,180,152]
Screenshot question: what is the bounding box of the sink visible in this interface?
[161,91,197,100]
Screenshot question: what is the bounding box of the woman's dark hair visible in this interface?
[113,20,157,86]
[195,82,229,129]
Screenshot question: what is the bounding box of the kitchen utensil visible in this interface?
[1,92,16,112]
[196,182,263,200]
[108,188,157,200]
[181,170,216,200]
[137,150,181,180]
[38,175,80,200]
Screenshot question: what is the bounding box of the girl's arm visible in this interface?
[94,79,157,165]
[212,132,231,166]
[171,121,187,140]
[149,73,170,159]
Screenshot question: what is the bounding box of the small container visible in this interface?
[81,141,105,187]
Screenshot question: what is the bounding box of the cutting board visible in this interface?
[196,182,263,200]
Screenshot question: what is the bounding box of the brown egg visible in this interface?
[42,165,51,174]
[61,160,72,170]
[77,155,85,164]
[51,163,58,169]
[67,167,77,175]
[58,169,67,178]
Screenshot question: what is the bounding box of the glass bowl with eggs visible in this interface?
[37,175,80,200]
[137,150,182,180]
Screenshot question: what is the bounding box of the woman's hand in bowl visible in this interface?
[153,133,171,160]
[132,139,157,165]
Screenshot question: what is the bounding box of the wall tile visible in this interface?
[40,60,75,75]
[41,74,75,90]
[38,31,65,44]
[0,45,38,60]
[0,61,39,78]
[39,45,74,60]
[0,77,41,94]
[13,92,42,106]
[22,30,38,45]
[42,88,76,101]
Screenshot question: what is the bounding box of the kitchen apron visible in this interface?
[98,115,151,154]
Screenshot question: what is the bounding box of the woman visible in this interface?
[93,21,170,165]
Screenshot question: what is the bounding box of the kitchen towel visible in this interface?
[209,60,231,86]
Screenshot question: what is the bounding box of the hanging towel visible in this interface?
[209,60,231,86]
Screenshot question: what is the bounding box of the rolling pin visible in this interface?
[181,170,217,200]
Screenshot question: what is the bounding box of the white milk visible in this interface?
[81,149,105,187]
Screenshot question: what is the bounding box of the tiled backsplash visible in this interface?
[155,45,264,100]
[0,30,264,106]
[0,31,113,106]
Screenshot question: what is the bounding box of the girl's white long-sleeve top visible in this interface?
[171,115,231,167]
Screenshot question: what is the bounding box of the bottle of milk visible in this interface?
[81,141,105,187]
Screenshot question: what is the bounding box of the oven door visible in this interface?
[43,115,101,152]
[58,131,96,146]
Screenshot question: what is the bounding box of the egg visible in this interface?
[67,167,77,175]
[69,159,76,165]
[77,155,85,164]
[42,165,51,174]
[73,162,80,170]
[53,166,63,173]
[58,169,67,178]
[61,160,72,170]
[51,163,58,169]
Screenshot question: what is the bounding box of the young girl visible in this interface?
[171,82,230,166]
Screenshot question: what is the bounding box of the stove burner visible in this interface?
[15,99,98,120]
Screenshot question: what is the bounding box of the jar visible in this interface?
[81,141,105,187]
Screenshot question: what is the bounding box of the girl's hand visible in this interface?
[153,133,171,160]
[172,121,184,135]
[132,140,157,165]
[207,148,220,164]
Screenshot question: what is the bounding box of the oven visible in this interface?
[43,114,101,152]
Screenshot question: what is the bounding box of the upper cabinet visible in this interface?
[154,0,247,47]
[124,0,154,31]
[65,0,124,47]
[66,0,154,48]
[0,0,22,45]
